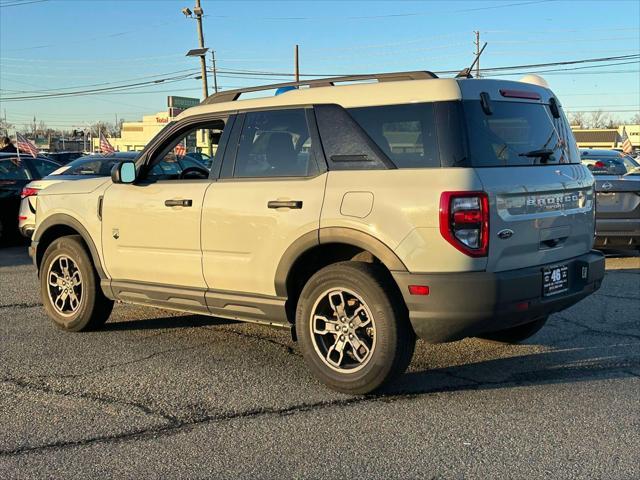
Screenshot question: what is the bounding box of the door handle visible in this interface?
[268,200,303,209]
[165,199,193,207]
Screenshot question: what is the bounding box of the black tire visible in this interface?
[295,261,415,394]
[478,316,548,344]
[40,235,113,332]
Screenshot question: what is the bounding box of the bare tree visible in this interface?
[630,112,640,124]
[0,118,13,136]
[37,120,47,135]
[605,116,620,129]
[589,110,609,129]
[568,111,586,128]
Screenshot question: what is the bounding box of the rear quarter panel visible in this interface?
[321,169,487,272]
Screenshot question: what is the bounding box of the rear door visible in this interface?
[201,108,327,297]
[460,91,594,272]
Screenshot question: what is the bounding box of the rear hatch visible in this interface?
[458,79,595,272]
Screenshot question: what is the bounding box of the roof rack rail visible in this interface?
[202,70,438,105]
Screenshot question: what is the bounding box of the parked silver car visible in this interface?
[581,149,640,251]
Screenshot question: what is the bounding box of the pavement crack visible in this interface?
[213,327,301,357]
[555,315,640,341]
[26,343,211,380]
[1,377,179,426]
[0,302,42,309]
[2,356,639,457]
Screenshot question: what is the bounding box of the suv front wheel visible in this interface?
[296,262,415,394]
[40,235,114,331]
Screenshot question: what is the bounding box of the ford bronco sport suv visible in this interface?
[30,71,605,394]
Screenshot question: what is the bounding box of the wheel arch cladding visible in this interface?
[275,227,408,321]
[34,214,106,280]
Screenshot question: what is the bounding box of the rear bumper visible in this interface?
[595,218,640,248]
[393,250,605,343]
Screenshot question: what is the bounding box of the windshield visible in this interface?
[55,157,120,176]
[463,100,580,167]
[581,154,640,175]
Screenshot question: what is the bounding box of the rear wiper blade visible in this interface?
[518,148,554,158]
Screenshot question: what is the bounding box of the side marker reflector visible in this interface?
[408,285,430,296]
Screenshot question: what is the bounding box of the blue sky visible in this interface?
[1,0,639,130]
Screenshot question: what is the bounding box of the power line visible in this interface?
[2,54,638,102]
[0,0,49,8]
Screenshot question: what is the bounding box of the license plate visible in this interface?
[543,264,569,296]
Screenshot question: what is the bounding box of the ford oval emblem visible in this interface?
[497,229,514,240]
[601,182,613,191]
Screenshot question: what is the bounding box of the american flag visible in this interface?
[16,132,38,158]
[621,127,633,154]
[99,131,116,155]
[174,141,187,156]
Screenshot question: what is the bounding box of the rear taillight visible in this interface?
[439,191,489,257]
[20,187,39,199]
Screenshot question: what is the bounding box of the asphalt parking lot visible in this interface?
[0,245,638,479]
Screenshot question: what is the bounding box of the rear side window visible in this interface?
[348,103,440,168]
[0,158,31,180]
[234,109,317,178]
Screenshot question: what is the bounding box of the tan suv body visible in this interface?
[30,72,605,393]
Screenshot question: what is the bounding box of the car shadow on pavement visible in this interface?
[0,246,32,267]
[383,341,640,396]
[102,314,238,332]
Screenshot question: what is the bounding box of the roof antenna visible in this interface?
[456,42,487,79]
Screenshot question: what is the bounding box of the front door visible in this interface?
[101,120,226,295]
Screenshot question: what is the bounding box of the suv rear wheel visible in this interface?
[40,235,114,331]
[295,261,415,394]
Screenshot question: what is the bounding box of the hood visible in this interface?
[38,176,111,196]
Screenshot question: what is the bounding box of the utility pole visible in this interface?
[474,31,481,78]
[211,50,219,93]
[294,44,300,83]
[194,0,209,99]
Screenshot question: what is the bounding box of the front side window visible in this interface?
[146,120,225,181]
[234,109,316,178]
[348,103,440,168]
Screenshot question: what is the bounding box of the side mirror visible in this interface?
[111,161,136,184]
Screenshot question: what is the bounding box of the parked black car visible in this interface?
[0,153,61,243]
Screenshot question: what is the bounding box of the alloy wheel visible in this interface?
[309,288,376,373]
[46,254,83,317]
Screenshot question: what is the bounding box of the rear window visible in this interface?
[581,155,639,175]
[345,100,578,169]
[463,100,580,167]
[63,158,119,176]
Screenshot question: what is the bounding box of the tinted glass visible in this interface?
[463,100,579,166]
[581,155,639,175]
[64,158,120,176]
[0,158,31,180]
[30,159,60,177]
[234,109,314,178]
[146,120,224,181]
[348,103,440,168]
